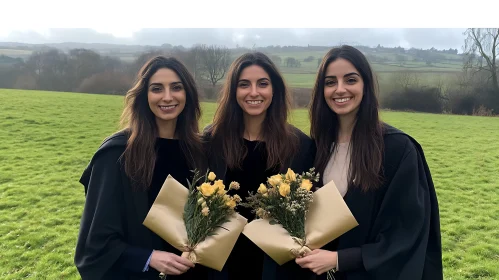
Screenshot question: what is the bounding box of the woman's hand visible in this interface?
[295,249,337,275]
[149,250,195,275]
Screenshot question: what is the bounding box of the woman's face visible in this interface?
[236,65,273,119]
[323,58,364,118]
[147,68,186,126]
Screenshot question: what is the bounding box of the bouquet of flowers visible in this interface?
[143,169,247,273]
[242,168,358,265]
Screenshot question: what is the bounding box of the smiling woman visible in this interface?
[147,68,187,139]
[323,59,364,120]
[235,65,273,123]
[297,45,443,280]
[202,52,316,280]
[74,56,219,280]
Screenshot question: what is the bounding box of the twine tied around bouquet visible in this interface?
[180,245,198,263]
[289,237,312,258]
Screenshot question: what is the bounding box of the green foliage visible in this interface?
[183,170,241,248]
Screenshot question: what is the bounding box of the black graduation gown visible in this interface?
[74,131,222,280]
[316,124,443,280]
[202,124,317,280]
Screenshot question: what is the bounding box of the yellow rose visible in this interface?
[268,175,282,187]
[214,180,226,194]
[285,168,296,182]
[226,199,236,209]
[199,182,217,197]
[207,172,216,181]
[257,183,268,194]
[300,179,313,191]
[223,194,231,202]
[279,183,290,197]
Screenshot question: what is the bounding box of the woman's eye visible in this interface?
[151,87,162,92]
[325,80,336,86]
[238,82,249,88]
[172,85,183,91]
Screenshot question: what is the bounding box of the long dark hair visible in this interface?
[208,52,299,170]
[310,45,384,191]
[120,56,204,190]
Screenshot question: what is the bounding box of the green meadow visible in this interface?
[0,89,498,279]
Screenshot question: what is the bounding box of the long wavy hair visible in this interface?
[207,52,299,170]
[310,45,384,191]
[120,56,204,190]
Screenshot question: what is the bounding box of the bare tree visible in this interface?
[270,55,282,66]
[68,49,103,89]
[25,49,70,91]
[176,45,202,81]
[463,28,499,92]
[198,45,231,87]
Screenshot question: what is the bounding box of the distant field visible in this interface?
[0,49,32,56]
[0,46,465,89]
[0,49,32,60]
[1,89,498,279]
[283,71,459,89]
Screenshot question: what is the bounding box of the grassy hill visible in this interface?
[0,89,498,279]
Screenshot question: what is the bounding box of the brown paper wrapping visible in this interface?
[242,179,358,265]
[143,175,248,271]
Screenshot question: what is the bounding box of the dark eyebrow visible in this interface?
[238,78,270,83]
[149,81,182,87]
[324,72,360,79]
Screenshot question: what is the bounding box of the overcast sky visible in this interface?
[0,28,467,51]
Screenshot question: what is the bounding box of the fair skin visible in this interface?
[147,68,195,274]
[323,58,364,143]
[296,58,364,275]
[236,65,273,141]
[147,68,186,139]
[149,250,195,275]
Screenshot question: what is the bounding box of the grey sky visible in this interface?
[0,28,467,51]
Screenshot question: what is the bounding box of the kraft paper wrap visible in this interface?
[143,175,248,271]
[242,179,359,265]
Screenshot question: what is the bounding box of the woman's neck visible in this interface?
[243,113,265,141]
[338,114,356,143]
[156,119,177,139]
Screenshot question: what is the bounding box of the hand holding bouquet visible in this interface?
[242,168,358,265]
[143,169,247,274]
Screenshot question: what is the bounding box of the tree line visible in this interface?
[0,45,233,99]
[0,28,497,115]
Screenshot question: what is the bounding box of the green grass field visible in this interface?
[1,89,498,279]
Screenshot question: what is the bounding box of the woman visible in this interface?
[74,56,216,280]
[295,45,443,280]
[203,52,316,280]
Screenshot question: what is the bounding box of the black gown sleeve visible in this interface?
[118,246,153,272]
[338,142,436,279]
[74,148,145,279]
